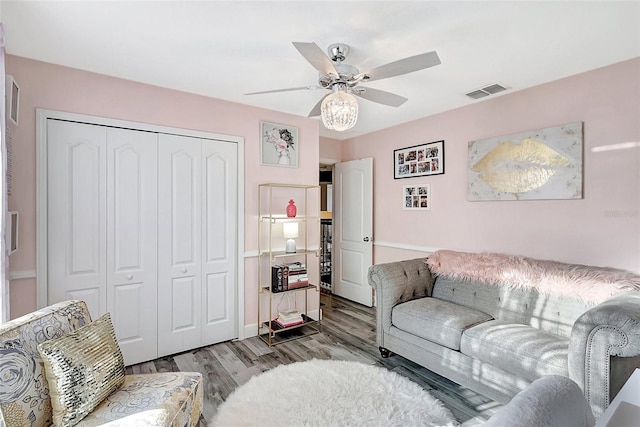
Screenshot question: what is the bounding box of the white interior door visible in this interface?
[47,120,107,317]
[158,134,203,357]
[106,128,158,365]
[48,121,159,364]
[202,141,238,344]
[333,158,373,307]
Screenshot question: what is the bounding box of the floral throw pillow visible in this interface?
[37,313,125,427]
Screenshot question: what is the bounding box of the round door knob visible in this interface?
[126,274,133,280]
[181,268,188,273]
[363,237,370,242]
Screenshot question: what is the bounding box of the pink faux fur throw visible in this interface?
[426,250,640,305]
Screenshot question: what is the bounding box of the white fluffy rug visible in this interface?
[213,359,458,427]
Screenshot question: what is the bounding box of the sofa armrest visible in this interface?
[569,292,640,418]
[484,375,595,427]
[368,258,434,348]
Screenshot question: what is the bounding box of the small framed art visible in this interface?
[403,184,431,210]
[261,121,298,168]
[394,140,444,179]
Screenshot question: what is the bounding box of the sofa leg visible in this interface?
[379,347,391,358]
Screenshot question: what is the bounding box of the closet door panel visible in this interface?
[205,273,228,321]
[158,134,202,357]
[202,141,237,344]
[172,152,198,263]
[107,128,158,365]
[47,120,107,318]
[171,277,197,329]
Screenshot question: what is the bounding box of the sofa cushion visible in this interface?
[392,297,493,350]
[460,320,569,381]
[77,372,203,426]
[38,313,125,427]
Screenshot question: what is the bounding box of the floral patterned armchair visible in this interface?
[0,300,203,426]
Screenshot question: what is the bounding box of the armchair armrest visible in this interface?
[485,375,595,427]
[569,292,640,418]
[368,258,434,347]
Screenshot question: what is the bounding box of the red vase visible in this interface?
[286,199,297,217]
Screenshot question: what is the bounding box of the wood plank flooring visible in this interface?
[126,293,503,426]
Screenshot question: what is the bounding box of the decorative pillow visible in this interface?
[37,313,125,427]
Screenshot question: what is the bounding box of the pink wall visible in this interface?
[343,58,640,272]
[6,55,320,320]
[319,136,342,161]
[7,54,639,323]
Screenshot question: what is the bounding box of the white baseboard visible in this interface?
[244,308,321,339]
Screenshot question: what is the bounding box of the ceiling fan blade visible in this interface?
[364,51,441,82]
[354,87,408,107]
[245,86,320,95]
[307,96,325,118]
[293,42,339,76]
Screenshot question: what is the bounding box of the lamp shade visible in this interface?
[321,86,358,132]
[283,222,299,239]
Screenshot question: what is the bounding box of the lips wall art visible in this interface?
[467,122,583,201]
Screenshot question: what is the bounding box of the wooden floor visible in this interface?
[126,293,503,426]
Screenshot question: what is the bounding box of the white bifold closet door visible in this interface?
[47,120,158,364]
[157,134,237,357]
[47,120,237,365]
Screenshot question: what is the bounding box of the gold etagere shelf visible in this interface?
[257,183,321,346]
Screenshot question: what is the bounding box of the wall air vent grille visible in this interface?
[465,83,510,100]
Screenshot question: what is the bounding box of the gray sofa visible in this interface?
[368,251,640,419]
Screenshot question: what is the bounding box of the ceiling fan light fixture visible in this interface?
[321,85,358,131]
[249,42,441,131]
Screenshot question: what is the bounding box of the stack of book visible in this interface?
[286,262,308,289]
[275,309,304,328]
[271,263,309,292]
[271,265,289,292]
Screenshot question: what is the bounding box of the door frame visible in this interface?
[35,109,246,339]
[319,158,338,290]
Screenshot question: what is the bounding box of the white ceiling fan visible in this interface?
[246,42,441,131]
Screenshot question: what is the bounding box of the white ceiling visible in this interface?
[3,1,640,140]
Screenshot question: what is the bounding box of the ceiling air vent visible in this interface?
[466,90,490,100]
[465,83,509,100]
